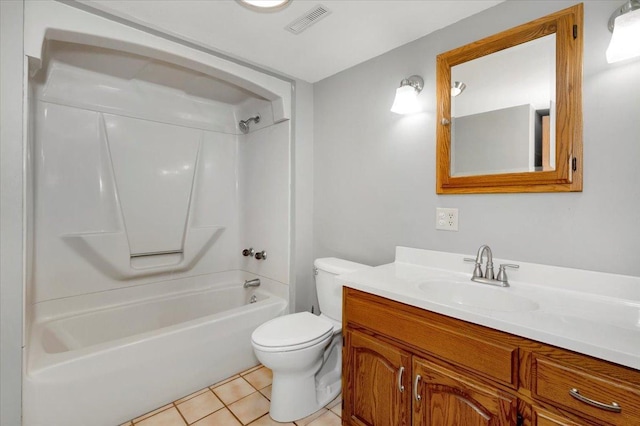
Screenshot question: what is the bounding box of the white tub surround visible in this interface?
[336,247,640,370]
[26,0,292,303]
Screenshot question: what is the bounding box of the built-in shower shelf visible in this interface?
[63,226,224,279]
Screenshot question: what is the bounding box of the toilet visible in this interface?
[251,257,369,422]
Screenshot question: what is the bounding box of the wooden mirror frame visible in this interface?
[436,4,583,194]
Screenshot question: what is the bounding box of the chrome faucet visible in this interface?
[465,245,518,287]
[476,244,495,279]
[243,278,261,288]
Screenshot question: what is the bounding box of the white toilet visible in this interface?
[251,257,369,422]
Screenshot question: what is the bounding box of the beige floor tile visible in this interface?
[212,376,256,405]
[133,404,174,423]
[191,408,242,426]
[243,366,273,390]
[240,364,263,376]
[249,414,295,425]
[306,411,341,426]
[136,407,186,426]
[119,423,133,426]
[293,408,327,426]
[324,394,341,409]
[329,404,341,417]
[210,374,240,389]
[176,391,224,424]
[258,385,272,400]
[174,387,210,405]
[228,391,270,425]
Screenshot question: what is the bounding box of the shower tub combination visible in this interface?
[23,2,293,425]
[25,278,287,425]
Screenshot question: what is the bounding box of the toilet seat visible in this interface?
[252,312,333,353]
[319,313,341,333]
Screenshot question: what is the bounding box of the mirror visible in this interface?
[451,34,556,176]
[436,4,583,193]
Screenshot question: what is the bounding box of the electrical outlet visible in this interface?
[436,208,458,231]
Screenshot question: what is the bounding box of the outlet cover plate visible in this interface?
[436,208,458,231]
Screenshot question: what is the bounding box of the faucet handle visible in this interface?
[496,264,519,283]
[464,258,484,279]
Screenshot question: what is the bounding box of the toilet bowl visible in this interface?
[251,258,369,422]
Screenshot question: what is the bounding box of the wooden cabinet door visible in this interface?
[344,330,411,426]
[412,357,518,426]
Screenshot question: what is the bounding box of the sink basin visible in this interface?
[417,280,539,312]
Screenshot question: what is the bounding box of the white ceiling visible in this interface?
[84,0,504,83]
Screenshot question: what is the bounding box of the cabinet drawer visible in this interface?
[532,355,640,425]
[345,289,518,388]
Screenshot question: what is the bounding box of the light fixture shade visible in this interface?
[607,8,640,63]
[451,81,466,97]
[238,0,291,12]
[391,86,421,114]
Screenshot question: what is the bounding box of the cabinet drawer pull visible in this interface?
[398,367,405,392]
[414,374,422,402]
[569,388,621,413]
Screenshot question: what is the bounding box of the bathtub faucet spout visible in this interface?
[244,278,261,288]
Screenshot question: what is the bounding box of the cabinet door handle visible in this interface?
[398,367,405,393]
[414,374,422,402]
[569,388,621,413]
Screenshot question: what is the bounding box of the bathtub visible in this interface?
[23,283,287,426]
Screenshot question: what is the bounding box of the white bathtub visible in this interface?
[23,283,287,426]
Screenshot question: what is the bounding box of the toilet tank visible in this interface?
[314,258,369,323]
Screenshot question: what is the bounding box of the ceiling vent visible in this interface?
[285,4,331,35]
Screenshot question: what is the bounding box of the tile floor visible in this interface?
[120,365,342,426]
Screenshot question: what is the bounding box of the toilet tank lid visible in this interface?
[314,258,369,275]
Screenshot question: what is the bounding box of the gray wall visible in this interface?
[293,79,316,312]
[1,1,25,425]
[313,1,640,277]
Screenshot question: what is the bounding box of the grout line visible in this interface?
[174,387,210,405]
[227,407,245,426]
[239,364,263,376]
[131,403,173,424]
[172,402,189,425]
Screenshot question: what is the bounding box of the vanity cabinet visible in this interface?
[342,288,640,426]
[344,329,516,426]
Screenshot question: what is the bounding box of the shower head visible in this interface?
[239,115,260,134]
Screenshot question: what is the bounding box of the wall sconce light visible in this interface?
[390,75,424,114]
[451,81,466,97]
[606,0,640,63]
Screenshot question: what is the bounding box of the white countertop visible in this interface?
[337,247,640,370]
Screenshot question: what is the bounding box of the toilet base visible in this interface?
[268,335,342,422]
[269,369,341,422]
